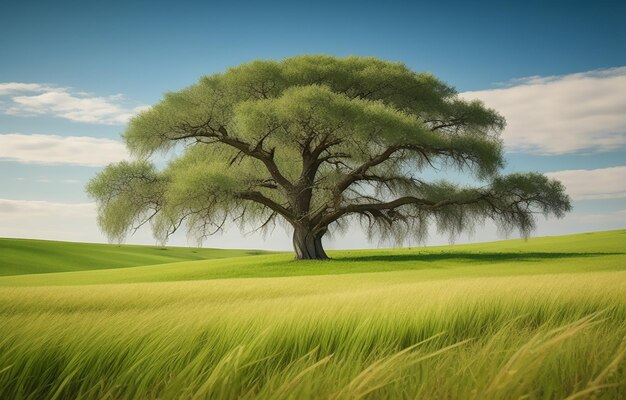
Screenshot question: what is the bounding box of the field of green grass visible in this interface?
[0,238,268,276]
[0,230,625,399]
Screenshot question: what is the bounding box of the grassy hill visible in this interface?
[1,229,623,286]
[0,238,269,276]
[0,230,625,399]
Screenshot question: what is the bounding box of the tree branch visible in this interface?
[219,135,294,191]
[172,124,294,191]
[315,194,489,228]
[237,190,294,220]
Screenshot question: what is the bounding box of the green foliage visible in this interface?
[0,231,625,398]
[88,55,570,256]
[87,161,165,242]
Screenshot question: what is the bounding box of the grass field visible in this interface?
[0,230,625,399]
[0,238,269,276]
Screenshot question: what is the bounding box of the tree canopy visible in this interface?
[87,55,571,259]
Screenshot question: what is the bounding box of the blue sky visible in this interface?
[1,0,625,249]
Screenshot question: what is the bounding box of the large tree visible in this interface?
[87,55,571,259]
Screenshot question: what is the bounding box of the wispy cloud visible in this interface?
[0,82,148,124]
[461,67,626,154]
[571,209,626,224]
[13,177,82,184]
[0,133,129,167]
[0,199,102,242]
[546,166,626,200]
[0,82,55,95]
[0,199,95,217]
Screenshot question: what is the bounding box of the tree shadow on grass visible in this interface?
[335,252,624,263]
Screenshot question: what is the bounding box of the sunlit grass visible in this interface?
[0,230,625,398]
[0,238,268,276]
[2,230,624,287]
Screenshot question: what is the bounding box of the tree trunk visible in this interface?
[292,226,328,260]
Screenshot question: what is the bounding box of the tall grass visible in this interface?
[1,270,625,399]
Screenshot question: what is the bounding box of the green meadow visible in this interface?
[0,238,268,276]
[0,230,625,399]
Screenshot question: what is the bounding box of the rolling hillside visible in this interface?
[0,238,269,276]
[1,229,623,286]
[0,230,624,399]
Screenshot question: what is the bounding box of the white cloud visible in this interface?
[546,166,626,200]
[571,209,626,224]
[0,199,106,243]
[14,177,82,184]
[461,67,626,154]
[0,82,147,125]
[0,133,129,167]
[0,199,95,217]
[0,82,55,95]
